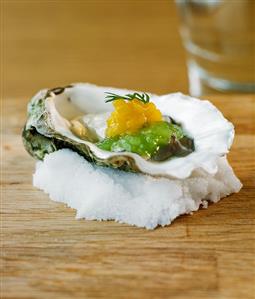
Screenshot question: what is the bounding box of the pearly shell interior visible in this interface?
[39,83,234,179]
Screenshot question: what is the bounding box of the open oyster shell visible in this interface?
[23,83,234,179]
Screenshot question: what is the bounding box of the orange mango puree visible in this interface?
[106,99,162,138]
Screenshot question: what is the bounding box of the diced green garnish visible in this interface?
[97,121,185,159]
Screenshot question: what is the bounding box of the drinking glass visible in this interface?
[176,0,255,96]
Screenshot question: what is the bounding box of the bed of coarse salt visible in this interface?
[33,149,242,229]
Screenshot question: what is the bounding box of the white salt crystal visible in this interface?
[33,149,242,229]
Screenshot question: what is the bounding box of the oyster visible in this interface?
[23,83,234,179]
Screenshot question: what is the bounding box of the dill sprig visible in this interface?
[105,92,150,104]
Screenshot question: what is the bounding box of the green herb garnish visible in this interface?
[105,92,150,104]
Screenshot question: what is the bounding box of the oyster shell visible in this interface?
[23,83,234,179]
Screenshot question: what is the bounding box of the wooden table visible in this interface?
[2,1,255,299]
[2,94,255,299]
[2,1,188,98]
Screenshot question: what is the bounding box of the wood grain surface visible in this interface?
[1,94,255,299]
[1,1,255,299]
[2,0,188,99]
